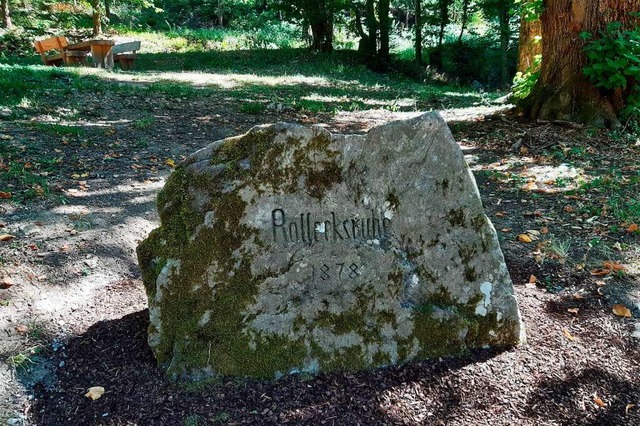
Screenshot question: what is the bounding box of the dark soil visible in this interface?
[1,90,639,425]
[29,284,640,426]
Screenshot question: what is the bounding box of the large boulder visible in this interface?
[137,113,525,381]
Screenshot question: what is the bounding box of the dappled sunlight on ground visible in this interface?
[474,159,588,194]
[75,67,335,89]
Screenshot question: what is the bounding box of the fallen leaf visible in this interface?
[612,304,632,318]
[23,162,32,169]
[495,211,507,217]
[603,261,626,272]
[501,228,512,232]
[627,223,638,233]
[0,191,11,199]
[164,159,176,168]
[529,275,537,283]
[84,386,105,401]
[567,308,579,314]
[573,293,584,300]
[594,395,606,408]
[15,324,28,334]
[540,226,549,234]
[0,234,15,242]
[1,277,14,289]
[562,329,576,341]
[595,280,607,287]
[626,404,636,415]
[517,234,533,243]
[590,269,610,276]
[564,205,575,213]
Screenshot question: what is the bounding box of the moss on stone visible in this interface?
[386,191,400,211]
[446,208,466,227]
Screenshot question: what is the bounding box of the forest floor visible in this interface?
[0,57,639,425]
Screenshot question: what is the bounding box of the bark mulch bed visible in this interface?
[29,280,640,425]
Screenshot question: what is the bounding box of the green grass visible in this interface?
[574,170,640,223]
[0,47,488,205]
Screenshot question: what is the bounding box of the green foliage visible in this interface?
[582,21,640,119]
[425,32,518,86]
[514,0,543,21]
[0,29,37,57]
[511,53,540,99]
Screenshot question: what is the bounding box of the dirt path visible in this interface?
[1,95,639,425]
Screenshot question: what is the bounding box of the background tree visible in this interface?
[89,0,104,35]
[520,0,640,126]
[415,0,423,63]
[1,0,12,29]
[351,0,392,68]
[279,0,342,52]
[480,0,515,87]
[456,0,474,43]
[427,0,453,69]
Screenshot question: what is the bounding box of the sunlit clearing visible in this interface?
[91,69,332,89]
[301,93,417,108]
[478,160,588,194]
[18,97,33,108]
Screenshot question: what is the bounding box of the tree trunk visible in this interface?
[517,17,541,73]
[354,6,374,58]
[306,0,334,52]
[378,0,390,62]
[1,0,12,29]
[498,6,511,87]
[415,0,422,63]
[218,0,224,26]
[90,0,103,36]
[366,0,377,56]
[104,0,111,20]
[457,0,470,44]
[521,0,640,126]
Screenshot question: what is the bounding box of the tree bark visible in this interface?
[457,0,470,44]
[498,6,511,87]
[378,0,390,62]
[304,0,334,52]
[104,0,111,20]
[1,0,12,29]
[218,0,224,26]
[415,0,422,63]
[517,17,541,73]
[521,0,640,126]
[366,0,377,56]
[353,6,373,58]
[90,0,103,36]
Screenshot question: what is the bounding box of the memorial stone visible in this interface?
[137,113,525,381]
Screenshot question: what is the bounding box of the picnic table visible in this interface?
[66,39,115,69]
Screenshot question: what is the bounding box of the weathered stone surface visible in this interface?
[137,113,525,381]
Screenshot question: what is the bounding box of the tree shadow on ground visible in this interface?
[526,368,640,426]
[31,309,507,425]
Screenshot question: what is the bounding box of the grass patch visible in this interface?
[575,170,640,223]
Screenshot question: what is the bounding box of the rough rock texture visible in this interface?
[137,113,525,381]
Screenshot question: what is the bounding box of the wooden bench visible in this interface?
[112,41,141,71]
[34,36,88,66]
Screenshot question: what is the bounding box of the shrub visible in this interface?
[581,21,640,119]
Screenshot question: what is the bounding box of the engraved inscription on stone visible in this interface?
[271,208,392,244]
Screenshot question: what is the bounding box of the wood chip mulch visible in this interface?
[30,283,640,426]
